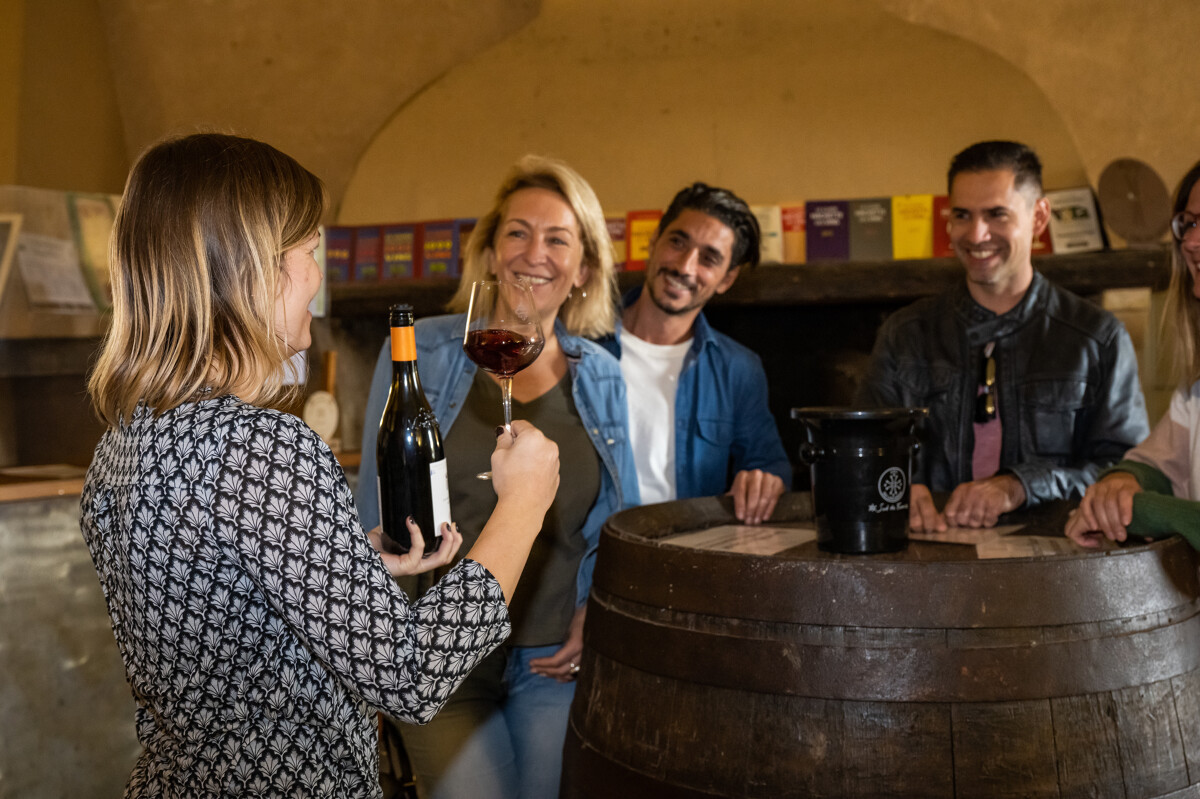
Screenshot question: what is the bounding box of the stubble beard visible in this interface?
[648,274,705,316]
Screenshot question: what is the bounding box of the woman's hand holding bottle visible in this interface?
[369,519,464,577]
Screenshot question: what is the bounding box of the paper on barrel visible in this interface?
[663,524,816,555]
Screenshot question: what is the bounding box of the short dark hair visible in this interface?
[656,182,761,270]
[947,140,1043,197]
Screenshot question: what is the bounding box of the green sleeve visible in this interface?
[1101,460,1200,548]
[1101,459,1175,496]
[1127,492,1200,549]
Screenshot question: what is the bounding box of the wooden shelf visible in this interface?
[0,337,103,378]
[328,248,1171,318]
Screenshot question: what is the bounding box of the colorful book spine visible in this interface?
[781,204,806,264]
[381,223,417,281]
[606,216,627,270]
[805,201,850,261]
[848,198,893,261]
[353,226,382,282]
[324,226,354,284]
[421,219,459,278]
[932,195,953,257]
[751,205,784,264]
[891,194,934,260]
[625,210,663,271]
[456,218,477,274]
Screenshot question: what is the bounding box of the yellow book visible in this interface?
[891,194,934,260]
[625,210,662,271]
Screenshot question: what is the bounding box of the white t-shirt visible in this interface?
[618,328,692,504]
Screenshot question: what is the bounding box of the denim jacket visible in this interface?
[356,313,639,607]
[597,287,791,497]
[855,272,1150,505]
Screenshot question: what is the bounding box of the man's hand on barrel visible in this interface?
[728,469,785,525]
[941,474,1026,528]
[907,484,947,532]
[1065,471,1143,548]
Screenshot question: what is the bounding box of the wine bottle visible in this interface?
[376,304,451,555]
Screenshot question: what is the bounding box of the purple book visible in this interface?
[805,201,850,262]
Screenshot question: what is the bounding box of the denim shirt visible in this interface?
[855,272,1150,505]
[596,287,791,498]
[356,313,639,607]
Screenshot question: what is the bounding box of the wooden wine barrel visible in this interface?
[562,494,1200,798]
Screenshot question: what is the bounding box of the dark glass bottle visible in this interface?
[376,304,451,555]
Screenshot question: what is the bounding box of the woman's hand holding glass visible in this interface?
[489,419,561,515]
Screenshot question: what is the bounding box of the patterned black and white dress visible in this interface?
[80,395,511,798]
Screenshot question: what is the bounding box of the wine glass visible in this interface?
[463,280,545,474]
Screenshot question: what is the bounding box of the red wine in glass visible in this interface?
[464,328,544,376]
[462,280,545,478]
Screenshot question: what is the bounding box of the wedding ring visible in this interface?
[569,662,581,675]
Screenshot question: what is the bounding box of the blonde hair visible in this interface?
[448,155,616,338]
[89,133,326,426]
[1163,249,1200,386]
[1164,160,1200,386]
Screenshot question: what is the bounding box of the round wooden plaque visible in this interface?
[1097,157,1171,245]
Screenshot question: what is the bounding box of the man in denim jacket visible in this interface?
[598,183,790,524]
[856,141,1149,531]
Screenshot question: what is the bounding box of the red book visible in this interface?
[932,195,953,257]
[625,210,662,271]
[781,204,806,264]
[352,226,381,282]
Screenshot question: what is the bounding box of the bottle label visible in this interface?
[429,457,451,539]
[391,326,417,362]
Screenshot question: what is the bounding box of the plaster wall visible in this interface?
[16,0,127,192]
[0,0,22,185]
[341,0,1090,223]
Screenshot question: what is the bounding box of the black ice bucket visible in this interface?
[791,407,927,554]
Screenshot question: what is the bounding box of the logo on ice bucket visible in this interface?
[878,467,907,504]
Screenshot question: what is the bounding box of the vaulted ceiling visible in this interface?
[96,0,539,206]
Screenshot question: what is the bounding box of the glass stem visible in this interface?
[501,376,515,438]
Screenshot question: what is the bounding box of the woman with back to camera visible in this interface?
[81,132,561,798]
[357,155,639,799]
[1067,161,1200,547]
